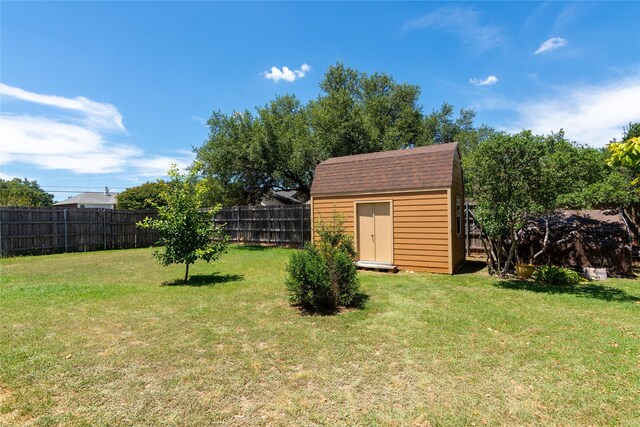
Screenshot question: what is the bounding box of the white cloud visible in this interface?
[509,76,640,147]
[534,37,567,55]
[0,172,18,180]
[470,75,499,86]
[404,7,504,53]
[0,83,125,131]
[263,63,311,82]
[129,154,194,177]
[0,84,190,177]
[0,114,140,173]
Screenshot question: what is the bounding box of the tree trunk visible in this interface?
[481,237,493,273]
[619,207,637,241]
[533,217,550,261]
[184,263,190,283]
[495,239,502,277]
[501,225,517,275]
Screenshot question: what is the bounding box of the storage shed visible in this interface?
[310,143,465,274]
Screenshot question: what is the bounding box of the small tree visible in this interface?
[137,164,229,282]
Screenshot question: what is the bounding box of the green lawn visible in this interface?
[1,246,638,426]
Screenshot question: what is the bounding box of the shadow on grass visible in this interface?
[294,292,371,316]
[232,245,272,251]
[162,273,244,287]
[494,279,640,303]
[458,259,487,275]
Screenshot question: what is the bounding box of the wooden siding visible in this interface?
[313,189,451,273]
[450,151,466,271]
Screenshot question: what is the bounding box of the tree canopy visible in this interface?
[465,131,548,274]
[195,63,490,206]
[463,129,636,275]
[116,181,168,210]
[608,136,640,185]
[0,178,54,207]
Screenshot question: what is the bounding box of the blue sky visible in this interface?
[1,1,639,201]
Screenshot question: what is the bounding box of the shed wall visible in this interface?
[450,153,466,271]
[313,190,451,273]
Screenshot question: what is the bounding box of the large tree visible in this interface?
[309,63,423,156]
[116,181,168,210]
[195,63,479,204]
[466,128,640,275]
[558,123,640,211]
[0,178,54,207]
[465,131,548,275]
[421,102,494,156]
[464,130,603,274]
[256,95,318,196]
[197,110,269,205]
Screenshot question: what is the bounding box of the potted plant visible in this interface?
[515,263,535,279]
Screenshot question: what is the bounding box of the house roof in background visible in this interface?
[311,143,458,196]
[270,190,307,204]
[53,192,118,206]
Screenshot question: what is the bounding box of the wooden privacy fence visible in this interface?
[465,202,485,257]
[0,207,161,256]
[212,205,311,247]
[0,204,312,257]
[1,203,477,257]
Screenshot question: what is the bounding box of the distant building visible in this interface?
[54,187,118,209]
[260,190,308,206]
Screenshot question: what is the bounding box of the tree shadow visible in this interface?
[162,273,244,287]
[293,292,371,316]
[233,245,271,251]
[493,279,640,303]
[348,292,370,310]
[457,259,487,275]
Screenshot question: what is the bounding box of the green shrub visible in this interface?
[315,217,357,259]
[285,216,361,313]
[286,246,335,310]
[534,265,582,286]
[332,248,359,306]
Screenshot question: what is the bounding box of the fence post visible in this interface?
[0,208,3,258]
[268,206,271,244]
[300,204,304,247]
[236,206,240,243]
[103,210,107,250]
[465,202,470,257]
[64,209,68,253]
[214,209,216,243]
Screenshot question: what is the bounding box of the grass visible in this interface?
[1,246,638,426]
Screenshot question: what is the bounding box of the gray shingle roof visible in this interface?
[54,192,117,206]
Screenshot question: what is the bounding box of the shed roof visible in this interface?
[311,143,459,196]
[53,192,118,206]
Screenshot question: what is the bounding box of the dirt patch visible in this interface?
[0,386,17,426]
[0,387,10,406]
